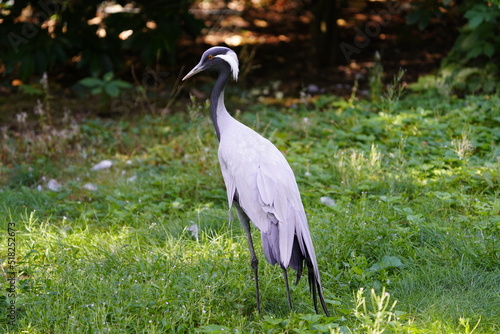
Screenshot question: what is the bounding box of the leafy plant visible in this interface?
[453,3,500,61]
[441,2,500,93]
[259,314,341,333]
[0,0,202,79]
[407,0,500,94]
[18,84,44,96]
[411,62,499,96]
[351,287,405,334]
[78,72,134,112]
[79,72,133,98]
[382,68,407,112]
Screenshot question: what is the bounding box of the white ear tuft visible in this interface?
[216,50,239,81]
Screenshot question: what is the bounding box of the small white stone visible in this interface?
[47,179,62,191]
[187,223,199,241]
[83,183,98,191]
[320,196,336,207]
[91,160,113,171]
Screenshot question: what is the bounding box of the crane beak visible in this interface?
[182,63,205,81]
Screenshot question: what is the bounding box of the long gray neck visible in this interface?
[210,69,231,142]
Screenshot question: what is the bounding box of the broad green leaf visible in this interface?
[19,84,44,96]
[467,46,484,59]
[79,77,102,87]
[90,86,103,95]
[369,256,404,272]
[468,14,485,29]
[103,71,114,81]
[104,83,120,97]
[483,43,495,57]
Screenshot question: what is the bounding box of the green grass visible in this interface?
[1,92,499,333]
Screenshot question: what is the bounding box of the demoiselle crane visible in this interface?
[182,46,330,316]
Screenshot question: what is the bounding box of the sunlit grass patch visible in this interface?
[1,93,499,333]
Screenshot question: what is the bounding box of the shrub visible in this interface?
[407,0,500,94]
[0,0,202,80]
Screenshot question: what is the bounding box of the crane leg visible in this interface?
[234,203,261,313]
[282,267,293,310]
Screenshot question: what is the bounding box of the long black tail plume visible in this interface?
[306,259,330,317]
[290,235,330,316]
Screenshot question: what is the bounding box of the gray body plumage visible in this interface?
[183,46,329,316]
[219,120,314,277]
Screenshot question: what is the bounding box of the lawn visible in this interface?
[1,90,499,333]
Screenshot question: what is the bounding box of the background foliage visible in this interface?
[0,0,202,79]
[1,0,499,95]
[407,0,500,94]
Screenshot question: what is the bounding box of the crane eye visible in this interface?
[208,55,214,60]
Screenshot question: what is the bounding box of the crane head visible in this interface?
[182,46,239,82]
